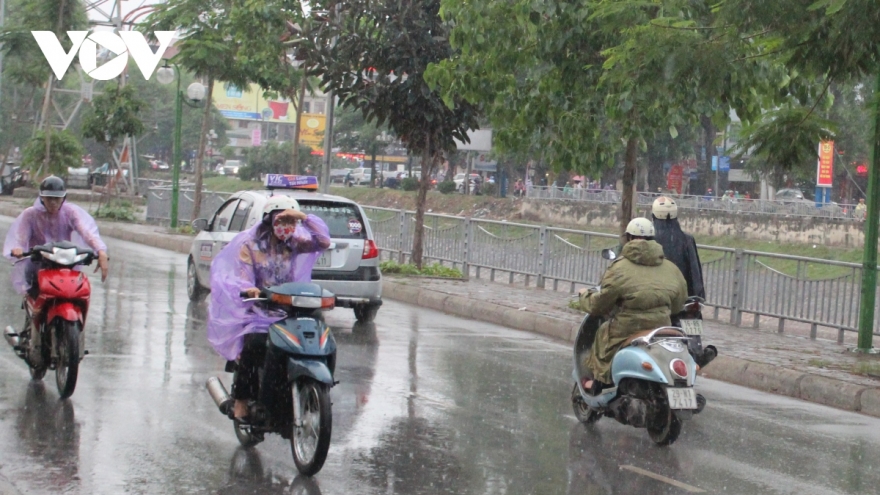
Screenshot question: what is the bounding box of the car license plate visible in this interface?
[666,387,697,410]
[315,252,330,268]
[681,319,703,335]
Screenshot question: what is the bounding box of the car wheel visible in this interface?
[187,257,208,301]
[354,304,380,323]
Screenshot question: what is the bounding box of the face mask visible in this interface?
[273,219,296,241]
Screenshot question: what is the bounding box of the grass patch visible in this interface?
[380,260,463,278]
[807,359,831,368]
[202,175,263,192]
[568,298,585,312]
[852,361,880,376]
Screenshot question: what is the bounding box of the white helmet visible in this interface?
[652,196,678,219]
[262,195,300,217]
[625,217,655,237]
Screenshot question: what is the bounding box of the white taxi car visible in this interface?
[186,175,382,322]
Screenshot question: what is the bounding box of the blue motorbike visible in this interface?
[206,282,337,476]
[571,312,705,446]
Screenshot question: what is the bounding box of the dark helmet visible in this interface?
[39,176,67,198]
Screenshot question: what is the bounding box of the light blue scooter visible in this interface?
[571,312,705,446]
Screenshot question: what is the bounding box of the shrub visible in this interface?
[94,202,136,222]
[481,182,497,196]
[437,181,457,194]
[401,177,419,191]
[379,260,463,278]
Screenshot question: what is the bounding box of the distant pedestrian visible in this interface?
[855,198,867,220]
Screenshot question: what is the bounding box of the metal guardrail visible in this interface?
[526,187,867,220]
[145,186,229,225]
[364,206,880,340]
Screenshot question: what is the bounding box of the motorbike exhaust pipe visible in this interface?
[206,377,233,416]
[4,326,20,348]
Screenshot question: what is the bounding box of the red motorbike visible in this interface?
[3,241,95,398]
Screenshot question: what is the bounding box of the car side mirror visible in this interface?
[192,218,209,233]
[601,248,617,261]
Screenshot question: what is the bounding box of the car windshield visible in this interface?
[299,200,367,239]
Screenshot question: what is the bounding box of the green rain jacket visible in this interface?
[578,239,687,384]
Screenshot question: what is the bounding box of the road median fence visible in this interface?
[363,206,880,342]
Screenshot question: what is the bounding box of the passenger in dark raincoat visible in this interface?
[651,196,705,299]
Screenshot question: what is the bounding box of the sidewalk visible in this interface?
[3,197,880,419]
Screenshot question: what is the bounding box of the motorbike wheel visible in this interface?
[55,319,80,399]
[233,418,264,448]
[647,391,682,446]
[290,379,332,476]
[29,363,47,380]
[187,258,208,302]
[571,384,601,424]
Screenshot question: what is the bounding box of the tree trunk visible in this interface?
[38,75,54,178]
[412,133,433,269]
[192,76,214,222]
[619,136,639,245]
[290,75,307,175]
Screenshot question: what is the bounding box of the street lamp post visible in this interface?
[156,64,206,229]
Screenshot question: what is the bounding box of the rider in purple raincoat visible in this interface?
[3,176,109,297]
[207,195,330,420]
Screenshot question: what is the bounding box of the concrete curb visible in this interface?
[3,206,877,420]
[381,278,880,420]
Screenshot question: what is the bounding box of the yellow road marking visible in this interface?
[619,465,706,493]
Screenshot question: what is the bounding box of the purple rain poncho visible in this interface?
[207,214,330,361]
[3,199,107,295]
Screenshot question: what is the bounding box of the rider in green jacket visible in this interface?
[578,217,687,393]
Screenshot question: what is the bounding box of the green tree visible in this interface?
[81,83,147,177]
[334,106,392,188]
[143,0,250,221]
[21,129,83,178]
[430,0,803,240]
[304,0,480,268]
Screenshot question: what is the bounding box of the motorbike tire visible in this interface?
[187,258,208,302]
[571,384,601,424]
[647,390,682,446]
[291,379,332,476]
[233,418,264,448]
[55,319,80,399]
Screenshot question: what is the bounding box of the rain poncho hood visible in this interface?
[653,217,705,299]
[207,214,330,361]
[3,199,107,295]
[578,239,687,383]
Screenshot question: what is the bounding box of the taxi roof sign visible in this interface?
[264,174,319,190]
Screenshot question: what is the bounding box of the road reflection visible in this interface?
[15,383,80,493]
[219,448,324,495]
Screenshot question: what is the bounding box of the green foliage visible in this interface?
[21,130,84,177]
[437,180,457,194]
[82,83,147,150]
[0,0,89,86]
[481,182,497,196]
[734,106,837,187]
[379,260,463,278]
[94,201,136,222]
[241,142,313,181]
[400,177,420,191]
[305,0,480,160]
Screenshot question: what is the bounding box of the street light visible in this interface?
[157,64,206,228]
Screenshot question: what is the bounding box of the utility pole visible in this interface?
[856,73,880,352]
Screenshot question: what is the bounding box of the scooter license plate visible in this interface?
[667,387,697,410]
[681,319,703,335]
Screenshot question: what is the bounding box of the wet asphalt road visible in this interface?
[1,220,880,494]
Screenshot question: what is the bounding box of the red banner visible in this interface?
[666,164,684,194]
[816,140,834,187]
